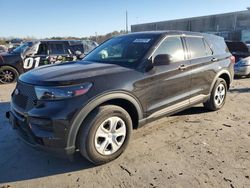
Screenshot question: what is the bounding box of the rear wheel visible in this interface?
[0,66,19,84]
[203,78,227,111]
[78,105,132,165]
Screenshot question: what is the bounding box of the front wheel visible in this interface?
[203,78,227,111]
[78,105,132,165]
[0,66,19,84]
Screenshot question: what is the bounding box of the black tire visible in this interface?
[0,66,19,84]
[203,78,227,111]
[78,105,133,165]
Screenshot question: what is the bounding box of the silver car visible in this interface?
[234,57,250,77]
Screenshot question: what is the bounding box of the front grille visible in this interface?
[12,81,37,111]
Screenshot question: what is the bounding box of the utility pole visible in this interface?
[126,11,128,33]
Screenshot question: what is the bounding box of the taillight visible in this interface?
[230,56,235,64]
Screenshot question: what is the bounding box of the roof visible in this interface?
[125,30,220,38]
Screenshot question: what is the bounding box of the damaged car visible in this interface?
[0,40,98,84]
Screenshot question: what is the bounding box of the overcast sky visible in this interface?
[0,0,249,38]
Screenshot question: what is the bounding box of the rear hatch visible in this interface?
[226,41,250,62]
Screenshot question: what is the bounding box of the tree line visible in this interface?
[0,30,127,45]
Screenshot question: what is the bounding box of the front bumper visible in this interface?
[6,107,76,159]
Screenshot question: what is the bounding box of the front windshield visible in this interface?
[83,34,159,67]
[12,42,33,54]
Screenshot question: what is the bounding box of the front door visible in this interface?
[145,36,192,118]
[22,42,49,72]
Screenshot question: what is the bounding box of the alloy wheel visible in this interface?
[94,116,126,156]
[214,83,226,106]
[0,69,15,84]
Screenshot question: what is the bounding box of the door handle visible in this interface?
[178,64,187,71]
[211,58,218,62]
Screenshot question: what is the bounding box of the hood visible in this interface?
[19,61,132,86]
[0,51,21,64]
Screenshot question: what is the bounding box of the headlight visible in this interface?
[239,57,250,66]
[35,83,93,100]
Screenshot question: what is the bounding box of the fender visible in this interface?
[66,91,144,150]
[209,69,232,92]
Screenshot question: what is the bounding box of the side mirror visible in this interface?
[153,54,172,66]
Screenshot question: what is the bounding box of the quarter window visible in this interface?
[153,37,185,63]
[186,37,207,59]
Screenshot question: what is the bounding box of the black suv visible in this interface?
[6,31,234,164]
[0,40,98,84]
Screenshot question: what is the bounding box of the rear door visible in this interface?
[184,36,214,98]
[145,36,192,117]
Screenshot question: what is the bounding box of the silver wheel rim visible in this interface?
[0,69,15,83]
[94,116,126,156]
[214,83,226,106]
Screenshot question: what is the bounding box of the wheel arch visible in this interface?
[0,64,20,73]
[0,64,20,83]
[210,70,232,92]
[66,91,144,150]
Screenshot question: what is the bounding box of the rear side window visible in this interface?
[153,36,185,62]
[49,43,68,55]
[185,37,207,59]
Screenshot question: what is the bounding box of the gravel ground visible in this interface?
[0,78,249,188]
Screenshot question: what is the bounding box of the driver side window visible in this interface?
[36,43,48,55]
[153,36,185,63]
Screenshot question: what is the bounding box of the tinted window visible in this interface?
[50,43,68,54]
[153,36,185,62]
[204,35,229,55]
[186,37,207,59]
[37,43,48,55]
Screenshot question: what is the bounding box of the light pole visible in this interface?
[126,11,128,33]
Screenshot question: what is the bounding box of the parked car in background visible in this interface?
[7,31,234,164]
[0,40,97,84]
[0,45,8,53]
[226,41,250,77]
[246,42,250,51]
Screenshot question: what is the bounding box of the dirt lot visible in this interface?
[0,79,249,188]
